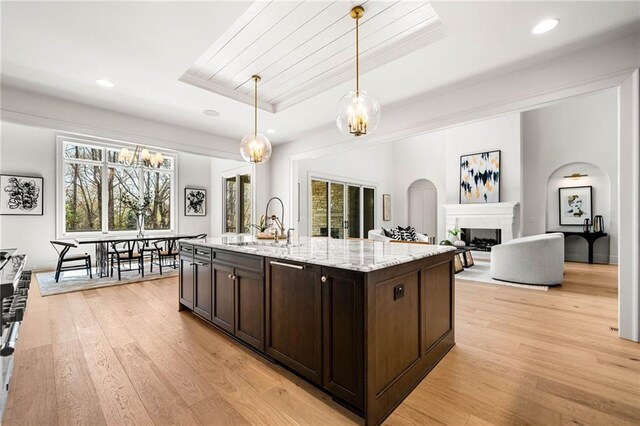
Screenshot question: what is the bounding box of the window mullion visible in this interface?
[101,149,108,233]
[236,174,241,234]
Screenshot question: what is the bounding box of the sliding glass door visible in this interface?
[310,178,375,239]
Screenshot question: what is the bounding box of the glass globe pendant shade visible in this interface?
[240,132,272,164]
[336,90,381,137]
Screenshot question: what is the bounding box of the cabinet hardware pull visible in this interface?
[228,274,237,280]
[190,262,208,267]
[321,276,327,283]
[270,261,305,270]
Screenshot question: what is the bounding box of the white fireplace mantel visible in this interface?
[442,202,520,242]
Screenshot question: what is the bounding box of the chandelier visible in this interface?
[240,75,272,164]
[336,5,381,137]
[117,145,164,167]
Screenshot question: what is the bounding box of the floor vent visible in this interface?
[609,326,619,331]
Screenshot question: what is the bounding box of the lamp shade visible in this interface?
[240,132,272,164]
[336,90,381,137]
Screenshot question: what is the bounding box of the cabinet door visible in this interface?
[212,262,235,333]
[234,267,264,350]
[179,256,195,309]
[194,261,213,320]
[321,267,364,409]
[266,259,322,384]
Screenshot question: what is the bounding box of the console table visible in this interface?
[547,231,608,264]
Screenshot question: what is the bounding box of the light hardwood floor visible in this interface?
[3,262,639,425]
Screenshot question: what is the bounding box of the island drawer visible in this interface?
[194,246,212,260]
[215,250,263,271]
[178,243,194,257]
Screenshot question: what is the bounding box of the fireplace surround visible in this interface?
[442,202,520,245]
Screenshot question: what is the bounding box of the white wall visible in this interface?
[0,122,57,270]
[177,152,212,238]
[295,143,395,236]
[393,114,521,242]
[0,121,214,270]
[522,89,618,263]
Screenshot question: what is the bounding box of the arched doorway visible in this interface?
[408,179,437,237]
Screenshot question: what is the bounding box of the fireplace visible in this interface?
[462,228,502,251]
[442,202,519,246]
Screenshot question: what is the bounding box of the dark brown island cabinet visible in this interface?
[179,241,455,425]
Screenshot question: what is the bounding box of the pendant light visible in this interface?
[240,75,272,164]
[336,5,381,137]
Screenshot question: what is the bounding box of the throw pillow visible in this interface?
[396,226,419,241]
[382,227,393,238]
[390,229,402,240]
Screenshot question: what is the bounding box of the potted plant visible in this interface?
[448,228,463,243]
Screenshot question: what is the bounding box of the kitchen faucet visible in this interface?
[264,197,286,235]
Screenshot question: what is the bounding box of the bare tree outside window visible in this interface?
[62,141,174,234]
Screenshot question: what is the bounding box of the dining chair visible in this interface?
[151,238,179,275]
[50,240,92,283]
[109,240,143,280]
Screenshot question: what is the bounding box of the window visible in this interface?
[224,172,251,234]
[310,177,375,239]
[60,138,175,235]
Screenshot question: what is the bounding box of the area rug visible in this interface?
[456,258,549,291]
[36,264,178,296]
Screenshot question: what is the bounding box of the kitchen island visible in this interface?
[178,236,455,425]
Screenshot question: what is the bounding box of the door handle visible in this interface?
[321,276,327,283]
[270,261,305,270]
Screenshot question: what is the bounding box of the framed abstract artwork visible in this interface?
[0,174,44,215]
[184,188,206,216]
[559,186,592,226]
[459,150,501,204]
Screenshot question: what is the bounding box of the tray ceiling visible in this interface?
[180,0,445,113]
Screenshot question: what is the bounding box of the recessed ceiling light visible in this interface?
[95,79,114,88]
[531,18,559,35]
[266,129,276,134]
[203,109,220,117]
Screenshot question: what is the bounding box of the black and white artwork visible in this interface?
[0,174,44,215]
[559,186,592,226]
[459,150,501,204]
[185,188,206,216]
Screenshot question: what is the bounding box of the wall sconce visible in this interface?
[563,172,588,180]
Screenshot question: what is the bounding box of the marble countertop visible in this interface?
[178,236,455,273]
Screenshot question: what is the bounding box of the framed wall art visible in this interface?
[559,186,592,226]
[382,194,391,221]
[459,150,501,204]
[185,187,206,216]
[0,174,44,215]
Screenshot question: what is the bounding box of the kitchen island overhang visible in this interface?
[177,237,456,425]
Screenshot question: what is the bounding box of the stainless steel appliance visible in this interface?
[0,249,30,420]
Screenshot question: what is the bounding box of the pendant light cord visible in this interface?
[355,14,360,94]
[254,76,258,138]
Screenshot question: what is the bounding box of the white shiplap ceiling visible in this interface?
[180,0,445,112]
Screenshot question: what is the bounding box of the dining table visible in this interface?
[74,234,203,278]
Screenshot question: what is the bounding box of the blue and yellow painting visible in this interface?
[460,150,500,204]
